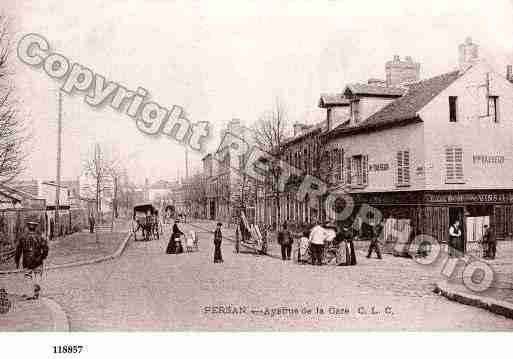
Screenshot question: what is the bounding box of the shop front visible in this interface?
[345,189,513,255]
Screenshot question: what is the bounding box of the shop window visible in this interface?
[449,96,457,122]
[445,146,464,183]
[396,150,410,186]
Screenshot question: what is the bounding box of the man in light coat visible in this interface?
[309,221,328,265]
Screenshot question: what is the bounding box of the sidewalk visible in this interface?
[435,241,513,318]
[0,293,69,331]
[0,220,130,272]
[0,220,130,331]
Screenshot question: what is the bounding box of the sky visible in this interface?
[5,0,513,185]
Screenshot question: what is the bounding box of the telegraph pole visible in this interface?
[54,90,62,238]
[185,147,189,179]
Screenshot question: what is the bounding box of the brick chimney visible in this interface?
[385,55,420,86]
[458,37,479,73]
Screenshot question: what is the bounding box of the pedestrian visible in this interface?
[235,226,240,254]
[88,212,95,233]
[449,220,462,257]
[278,222,293,260]
[298,230,310,264]
[173,219,184,254]
[309,221,327,265]
[15,221,49,300]
[346,226,357,265]
[214,222,223,263]
[483,224,496,259]
[367,221,383,259]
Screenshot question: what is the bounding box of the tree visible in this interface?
[251,97,289,227]
[82,143,115,217]
[0,14,26,184]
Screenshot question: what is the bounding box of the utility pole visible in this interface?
[54,90,62,238]
[185,147,189,179]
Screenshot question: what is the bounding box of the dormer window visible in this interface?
[449,96,457,122]
[489,96,499,123]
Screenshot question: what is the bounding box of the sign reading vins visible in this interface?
[425,192,513,203]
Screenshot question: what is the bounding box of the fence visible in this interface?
[0,207,88,265]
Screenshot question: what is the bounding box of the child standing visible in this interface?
[298,231,310,264]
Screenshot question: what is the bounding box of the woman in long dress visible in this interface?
[213,222,223,263]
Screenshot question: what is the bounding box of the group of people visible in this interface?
[448,220,497,259]
[166,218,199,254]
[277,220,384,266]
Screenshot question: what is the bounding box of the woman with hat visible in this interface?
[213,222,224,263]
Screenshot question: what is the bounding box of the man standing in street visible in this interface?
[309,221,327,265]
[449,220,462,257]
[88,212,95,234]
[15,221,49,300]
[367,220,383,259]
[483,224,496,259]
[278,222,293,261]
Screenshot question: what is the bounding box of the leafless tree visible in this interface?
[251,97,289,227]
[0,14,27,184]
[82,143,115,217]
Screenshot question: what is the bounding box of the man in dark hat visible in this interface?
[213,222,223,263]
[367,220,383,259]
[15,221,49,300]
[278,222,293,260]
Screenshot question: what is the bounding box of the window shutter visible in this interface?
[455,147,463,180]
[339,149,344,182]
[445,147,455,181]
[362,155,368,185]
[346,157,352,184]
[403,151,410,184]
[397,151,403,184]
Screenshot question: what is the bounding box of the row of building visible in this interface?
[198,37,513,253]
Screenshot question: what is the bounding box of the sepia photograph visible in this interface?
[0,0,512,355]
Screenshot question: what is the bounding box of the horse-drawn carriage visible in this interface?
[132,203,160,241]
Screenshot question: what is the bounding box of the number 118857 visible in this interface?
[53,345,84,354]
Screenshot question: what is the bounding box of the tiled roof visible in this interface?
[318,94,350,107]
[327,70,461,138]
[283,121,326,147]
[344,83,406,97]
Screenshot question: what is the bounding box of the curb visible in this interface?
[0,232,132,275]
[434,280,513,320]
[40,297,70,331]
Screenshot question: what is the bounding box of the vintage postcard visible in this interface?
[1,0,513,350]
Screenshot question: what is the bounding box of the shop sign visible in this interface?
[473,154,505,165]
[369,163,389,171]
[425,192,513,204]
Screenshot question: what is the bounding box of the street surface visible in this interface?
[2,220,513,330]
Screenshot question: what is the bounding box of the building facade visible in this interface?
[322,38,513,253]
